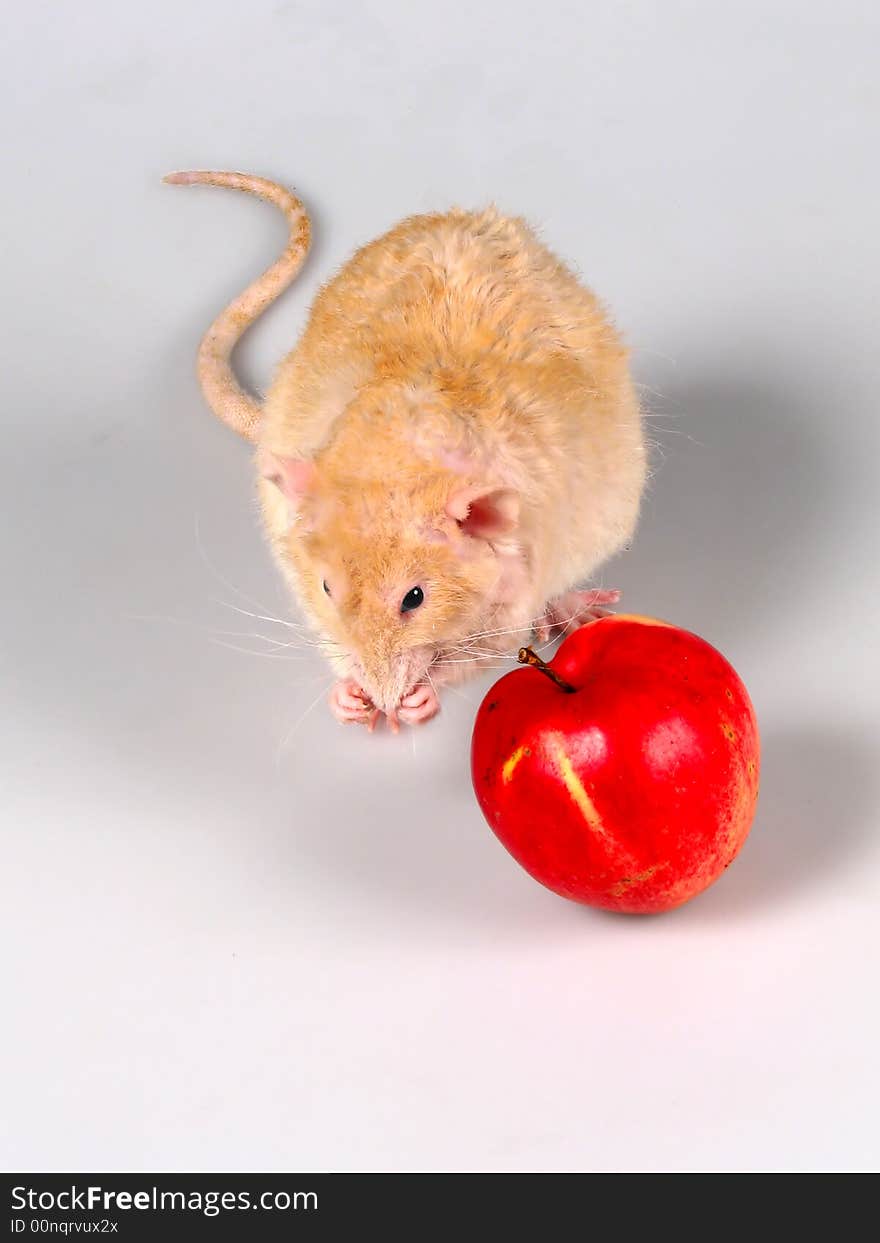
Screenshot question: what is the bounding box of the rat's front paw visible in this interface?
[537,588,621,641]
[328,679,381,731]
[396,681,441,726]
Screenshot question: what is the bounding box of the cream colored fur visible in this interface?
[167,173,646,724]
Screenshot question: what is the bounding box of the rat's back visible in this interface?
[264,208,625,432]
[264,205,645,596]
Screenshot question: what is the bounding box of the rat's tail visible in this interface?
[163,170,311,443]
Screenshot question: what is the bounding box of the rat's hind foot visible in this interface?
[536,588,621,642]
[397,681,441,727]
[329,679,381,730]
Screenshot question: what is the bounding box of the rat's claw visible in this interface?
[537,588,621,640]
[397,682,441,726]
[329,679,377,726]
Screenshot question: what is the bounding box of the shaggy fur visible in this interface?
[166,171,646,728]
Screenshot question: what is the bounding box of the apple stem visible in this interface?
[517,647,577,693]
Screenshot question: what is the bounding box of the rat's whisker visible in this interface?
[446,642,506,658]
[210,627,316,651]
[438,604,615,666]
[434,678,475,704]
[426,666,473,704]
[127,611,317,653]
[457,592,617,647]
[233,633,311,652]
[276,679,334,765]
[453,618,541,644]
[210,638,310,661]
[194,512,287,618]
[432,653,512,666]
[217,599,312,633]
[453,607,562,644]
[217,602,329,650]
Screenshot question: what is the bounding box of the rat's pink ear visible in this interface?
[446,485,519,540]
[259,450,316,507]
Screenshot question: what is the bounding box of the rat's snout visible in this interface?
[358,660,410,717]
[355,644,430,717]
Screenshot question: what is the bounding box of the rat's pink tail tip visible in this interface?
[162,170,198,185]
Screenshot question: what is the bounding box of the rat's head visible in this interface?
[260,449,522,715]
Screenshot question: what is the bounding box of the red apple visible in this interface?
[471,615,760,914]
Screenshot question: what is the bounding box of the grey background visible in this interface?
[2,0,878,1172]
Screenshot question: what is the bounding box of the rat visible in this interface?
[164,170,646,730]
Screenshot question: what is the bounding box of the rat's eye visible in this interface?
[400,586,424,614]
[322,579,331,596]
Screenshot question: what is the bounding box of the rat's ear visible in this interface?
[258,449,316,508]
[445,485,519,540]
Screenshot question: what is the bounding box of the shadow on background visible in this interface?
[683,722,879,922]
[611,365,842,654]
[286,716,880,929]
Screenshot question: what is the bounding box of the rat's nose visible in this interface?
[360,672,407,719]
[355,646,415,718]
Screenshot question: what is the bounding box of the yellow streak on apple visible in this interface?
[502,745,529,784]
[546,735,610,841]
